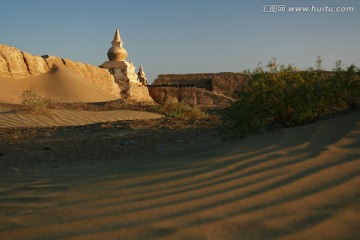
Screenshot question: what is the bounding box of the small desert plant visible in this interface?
[21,87,52,113]
[155,102,207,120]
[223,59,360,138]
[315,56,323,70]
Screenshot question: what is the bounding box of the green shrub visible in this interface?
[223,62,360,138]
[21,87,52,113]
[155,102,207,120]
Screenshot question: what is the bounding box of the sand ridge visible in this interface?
[0,110,359,239]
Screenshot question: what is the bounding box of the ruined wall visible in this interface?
[0,43,246,106]
[148,86,179,104]
[0,44,120,97]
[150,72,249,107]
[127,84,155,104]
[153,72,250,99]
[211,73,250,98]
[179,87,197,105]
[118,81,155,104]
[154,73,213,89]
[148,86,233,107]
[195,89,234,107]
[178,87,234,107]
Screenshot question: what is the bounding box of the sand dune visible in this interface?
[0,65,119,104]
[0,107,162,128]
[0,65,160,128]
[0,110,359,239]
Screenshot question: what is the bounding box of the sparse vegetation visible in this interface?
[104,100,131,110]
[20,87,55,113]
[223,59,360,138]
[154,102,207,120]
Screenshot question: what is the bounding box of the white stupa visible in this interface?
[100,29,140,84]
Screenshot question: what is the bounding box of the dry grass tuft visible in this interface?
[154,102,207,120]
[20,87,57,113]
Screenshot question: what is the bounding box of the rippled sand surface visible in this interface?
[0,108,162,128]
[0,110,359,239]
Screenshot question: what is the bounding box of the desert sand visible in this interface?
[0,63,162,128]
[0,109,359,240]
[0,107,162,128]
[0,65,119,104]
[0,54,359,239]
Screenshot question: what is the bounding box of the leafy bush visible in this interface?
[155,102,207,120]
[21,87,53,113]
[223,61,360,138]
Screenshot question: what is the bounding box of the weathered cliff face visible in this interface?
[22,51,49,75]
[44,57,121,97]
[0,54,11,78]
[61,59,121,97]
[0,44,121,98]
[44,56,65,68]
[0,45,30,78]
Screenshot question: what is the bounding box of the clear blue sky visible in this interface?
[1,0,359,83]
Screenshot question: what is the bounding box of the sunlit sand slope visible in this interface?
[0,65,119,104]
[0,110,359,239]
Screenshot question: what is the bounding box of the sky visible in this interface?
[0,0,359,83]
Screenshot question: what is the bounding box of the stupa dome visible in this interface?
[107,29,128,61]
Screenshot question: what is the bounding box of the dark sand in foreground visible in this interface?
[0,110,359,240]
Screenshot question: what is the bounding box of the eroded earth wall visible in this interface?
[154,72,251,98]
[148,86,234,107]
[0,44,120,97]
[150,72,250,107]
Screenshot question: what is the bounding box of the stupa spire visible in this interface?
[138,65,148,85]
[107,28,127,61]
[112,29,122,44]
[100,27,144,84]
